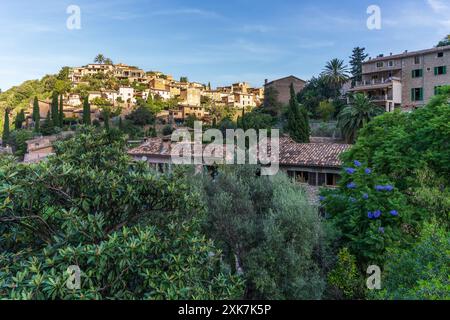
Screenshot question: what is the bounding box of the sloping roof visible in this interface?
[363,45,450,64]
[265,75,306,86]
[128,137,351,168]
[278,137,351,168]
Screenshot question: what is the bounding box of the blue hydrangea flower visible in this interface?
[354,160,362,167]
[365,168,372,174]
[384,185,394,192]
[368,212,374,219]
[345,168,356,174]
[319,196,326,202]
[362,193,369,200]
[375,185,385,191]
[390,210,399,216]
[374,210,382,218]
[378,227,385,234]
[347,182,357,189]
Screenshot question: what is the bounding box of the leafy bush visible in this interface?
[320,160,417,265]
[199,165,328,299]
[0,127,243,299]
[327,248,364,299]
[371,224,450,300]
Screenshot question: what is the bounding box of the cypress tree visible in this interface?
[285,83,310,143]
[33,96,40,132]
[15,109,25,130]
[103,108,110,131]
[51,92,59,127]
[59,95,64,127]
[2,109,10,147]
[83,96,91,125]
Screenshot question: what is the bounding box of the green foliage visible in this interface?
[2,109,9,147]
[82,97,91,125]
[318,100,335,122]
[297,76,335,118]
[199,165,327,299]
[349,47,369,85]
[327,248,364,299]
[59,95,64,128]
[285,83,310,143]
[6,129,33,158]
[372,224,450,300]
[0,127,243,299]
[33,96,40,132]
[343,88,450,190]
[321,58,350,98]
[436,34,450,47]
[51,92,59,127]
[321,161,415,265]
[261,87,282,117]
[185,114,198,128]
[40,112,56,136]
[14,109,26,130]
[162,125,174,136]
[237,111,274,131]
[337,93,384,143]
[125,106,155,126]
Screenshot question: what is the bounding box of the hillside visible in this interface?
[0,67,70,134]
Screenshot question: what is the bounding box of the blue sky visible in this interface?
[0,0,449,90]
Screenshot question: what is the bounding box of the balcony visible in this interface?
[353,77,401,89]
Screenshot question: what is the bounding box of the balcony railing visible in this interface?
[369,95,394,101]
[354,77,401,87]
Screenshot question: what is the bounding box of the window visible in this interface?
[411,88,423,101]
[437,52,444,58]
[388,60,394,67]
[376,61,384,68]
[414,56,421,64]
[434,66,447,75]
[412,69,423,78]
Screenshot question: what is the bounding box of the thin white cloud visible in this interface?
[150,8,220,18]
[427,0,449,13]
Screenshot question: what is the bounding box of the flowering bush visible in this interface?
[320,160,419,264]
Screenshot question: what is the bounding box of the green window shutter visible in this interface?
[411,88,415,101]
[419,88,423,101]
[412,70,415,78]
[419,69,423,77]
[444,66,447,75]
[434,67,438,75]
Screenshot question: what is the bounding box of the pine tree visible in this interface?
[59,95,64,127]
[349,47,369,86]
[32,97,40,132]
[83,96,91,125]
[51,92,59,127]
[285,83,310,143]
[2,109,10,147]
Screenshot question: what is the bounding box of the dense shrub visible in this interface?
[0,127,243,299]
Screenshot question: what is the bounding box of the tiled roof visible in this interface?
[128,137,352,168]
[278,137,351,168]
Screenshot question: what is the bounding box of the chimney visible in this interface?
[264,79,268,85]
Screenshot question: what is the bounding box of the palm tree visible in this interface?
[104,58,113,65]
[337,93,384,143]
[322,58,350,97]
[94,54,105,64]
